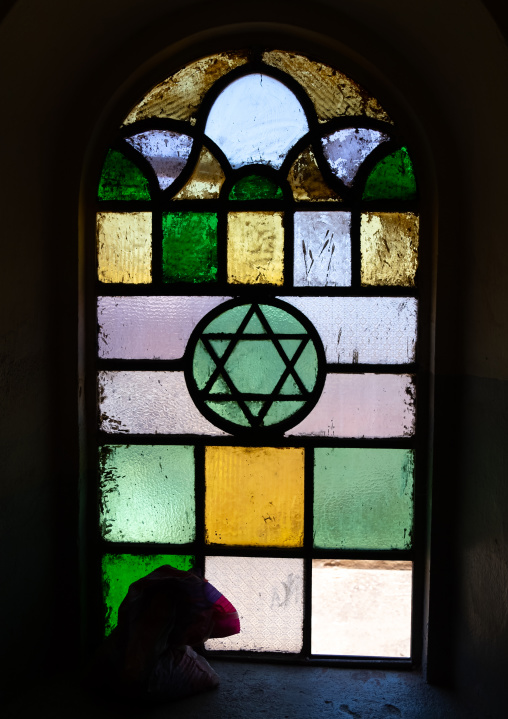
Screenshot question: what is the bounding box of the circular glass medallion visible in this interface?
[185,299,326,435]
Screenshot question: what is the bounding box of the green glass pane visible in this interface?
[313,448,414,550]
[260,304,305,333]
[363,147,416,201]
[162,212,218,282]
[204,304,250,333]
[102,553,194,635]
[193,339,216,390]
[262,400,305,425]
[224,340,286,393]
[99,445,195,543]
[206,400,250,426]
[293,342,318,390]
[98,149,151,201]
[229,174,283,200]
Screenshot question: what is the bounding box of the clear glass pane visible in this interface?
[321,128,389,186]
[99,445,195,543]
[293,211,351,286]
[312,560,412,657]
[102,553,194,635]
[96,212,151,284]
[172,146,225,200]
[313,448,414,549]
[227,212,284,285]
[263,51,391,123]
[162,212,218,283]
[360,212,419,286]
[281,296,417,364]
[98,371,229,435]
[288,374,415,438]
[205,74,308,169]
[98,149,151,201]
[205,446,304,547]
[125,130,193,191]
[97,296,232,360]
[122,52,249,125]
[363,147,417,201]
[205,556,304,652]
[287,146,342,202]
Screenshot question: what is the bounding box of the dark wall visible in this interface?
[0,1,507,714]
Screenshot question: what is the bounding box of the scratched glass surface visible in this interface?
[287,146,342,202]
[293,211,351,287]
[96,212,152,284]
[205,556,304,652]
[360,212,419,286]
[205,74,308,169]
[97,296,232,359]
[281,296,417,364]
[172,146,225,200]
[288,374,415,438]
[125,130,193,191]
[321,128,389,186]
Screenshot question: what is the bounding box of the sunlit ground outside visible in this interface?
[311,560,412,657]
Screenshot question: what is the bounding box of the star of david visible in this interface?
[186,300,325,433]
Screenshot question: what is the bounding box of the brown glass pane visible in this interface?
[172,146,226,199]
[287,146,341,202]
[360,212,419,286]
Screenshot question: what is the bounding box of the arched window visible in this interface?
[95,50,420,660]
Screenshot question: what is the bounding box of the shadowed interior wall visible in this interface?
[0,1,507,715]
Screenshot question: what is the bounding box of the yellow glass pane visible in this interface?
[96,212,152,284]
[122,52,249,125]
[360,212,419,286]
[205,446,304,547]
[263,51,391,123]
[227,212,284,285]
[288,146,342,202]
[172,146,225,200]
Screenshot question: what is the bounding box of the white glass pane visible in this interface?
[321,128,389,186]
[205,74,308,169]
[293,211,351,287]
[125,130,193,190]
[97,296,232,360]
[281,296,417,364]
[288,374,415,438]
[205,556,303,652]
[312,560,412,657]
[98,371,229,435]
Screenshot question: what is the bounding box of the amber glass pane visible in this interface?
[96,212,151,284]
[162,212,217,282]
[263,51,391,123]
[227,212,284,285]
[205,446,304,547]
[98,149,151,201]
[360,212,419,286]
[122,52,249,125]
[172,147,225,200]
[287,146,341,202]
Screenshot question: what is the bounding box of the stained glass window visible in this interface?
[94,50,420,661]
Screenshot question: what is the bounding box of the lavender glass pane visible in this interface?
[281,297,417,364]
[321,129,389,186]
[288,374,415,438]
[205,74,308,169]
[125,130,193,191]
[98,371,229,435]
[293,212,351,287]
[97,296,232,360]
[205,556,303,652]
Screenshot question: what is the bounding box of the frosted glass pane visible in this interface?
[122,52,249,125]
[228,212,284,285]
[288,374,415,438]
[313,449,414,549]
[205,557,303,652]
[263,51,391,123]
[287,146,341,202]
[99,445,195,543]
[98,371,229,435]
[312,560,412,657]
[361,213,419,286]
[172,147,225,200]
[125,130,193,191]
[102,553,194,635]
[281,296,417,364]
[294,211,351,287]
[205,74,308,169]
[96,212,151,284]
[205,446,304,547]
[321,129,389,186]
[97,296,232,360]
